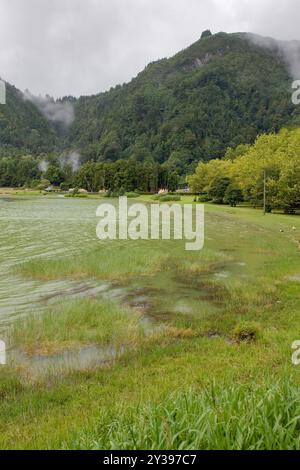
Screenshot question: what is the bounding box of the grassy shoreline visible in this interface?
[0,196,300,449]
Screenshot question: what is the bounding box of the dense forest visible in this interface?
[0,156,179,194]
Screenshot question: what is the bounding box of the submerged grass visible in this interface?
[10,299,144,356]
[17,241,170,282]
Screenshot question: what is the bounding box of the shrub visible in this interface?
[60,182,72,192]
[224,184,244,207]
[208,177,231,204]
[198,194,211,203]
[125,192,140,198]
[35,179,51,190]
[232,321,261,343]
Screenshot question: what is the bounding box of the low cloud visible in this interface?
[23,91,75,128]
[0,1,300,97]
[246,33,300,80]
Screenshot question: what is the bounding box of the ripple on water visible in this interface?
[0,196,109,328]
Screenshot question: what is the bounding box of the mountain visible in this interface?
[1,31,300,172]
[0,82,58,154]
[66,32,300,172]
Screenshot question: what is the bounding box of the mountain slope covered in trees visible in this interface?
[0,82,58,154]
[66,32,300,171]
[1,31,300,173]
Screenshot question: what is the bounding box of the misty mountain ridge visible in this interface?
[1,31,300,171]
[244,32,300,79]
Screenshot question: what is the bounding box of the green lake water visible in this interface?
[0,196,105,330]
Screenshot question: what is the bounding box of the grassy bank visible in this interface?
[0,199,300,449]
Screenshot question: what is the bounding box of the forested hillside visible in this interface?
[66,32,300,171]
[1,31,300,175]
[0,82,58,154]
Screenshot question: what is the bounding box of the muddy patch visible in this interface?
[173,277,230,305]
[124,287,159,313]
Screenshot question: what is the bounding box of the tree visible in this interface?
[98,131,121,162]
[72,159,179,194]
[167,172,179,192]
[187,160,232,195]
[208,177,231,204]
[224,184,244,207]
[225,144,251,161]
[45,165,65,186]
[188,128,300,214]
[276,160,300,214]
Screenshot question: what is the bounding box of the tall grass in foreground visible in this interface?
[70,381,300,450]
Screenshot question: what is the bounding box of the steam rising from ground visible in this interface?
[39,152,81,175]
[61,151,81,172]
[246,33,300,80]
[23,91,75,128]
[38,160,49,174]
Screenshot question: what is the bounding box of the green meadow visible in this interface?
[0,195,300,449]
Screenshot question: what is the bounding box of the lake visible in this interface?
[0,195,103,329]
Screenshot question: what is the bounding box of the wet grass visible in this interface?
[0,323,299,449]
[9,299,144,357]
[0,199,300,449]
[17,241,170,282]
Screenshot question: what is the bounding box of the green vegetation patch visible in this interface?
[10,299,144,356]
[70,381,300,450]
[17,241,169,282]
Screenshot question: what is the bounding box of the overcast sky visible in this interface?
[0,0,299,98]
